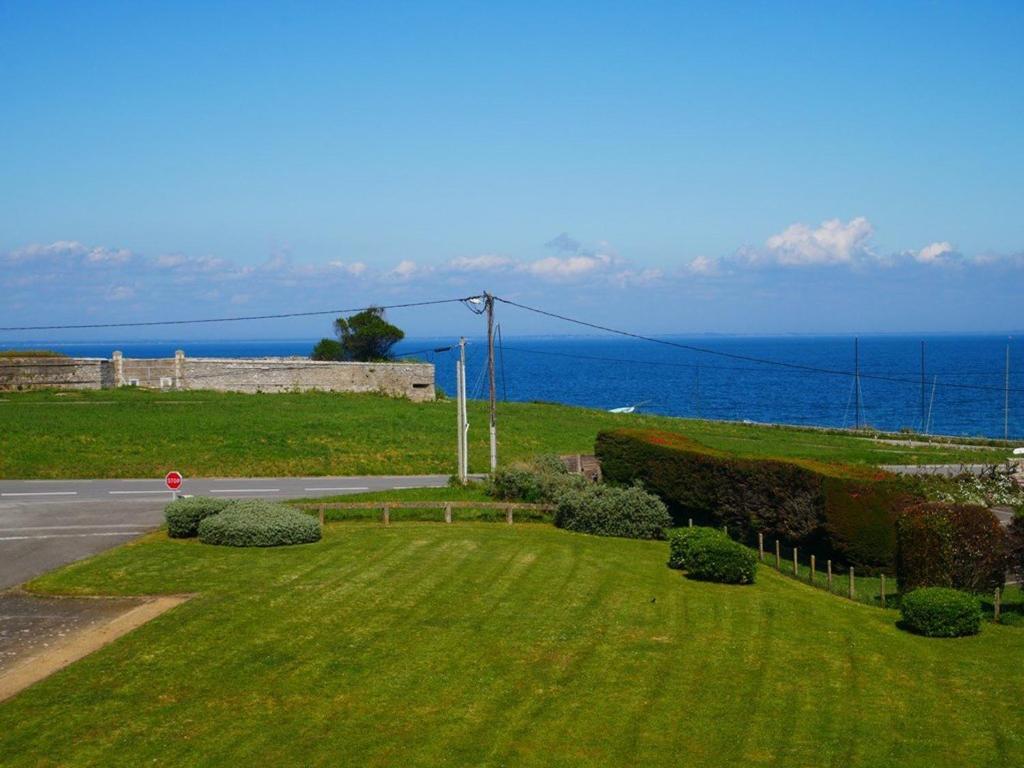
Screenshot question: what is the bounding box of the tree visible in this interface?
[311,338,343,361]
[310,307,405,362]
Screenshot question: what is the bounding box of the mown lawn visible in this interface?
[0,388,1014,478]
[4,523,1023,767]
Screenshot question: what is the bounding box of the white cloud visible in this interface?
[521,253,613,279]
[915,241,956,264]
[105,285,135,301]
[760,217,875,266]
[327,260,368,276]
[445,254,514,272]
[612,267,663,286]
[5,240,134,266]
[685,255,719,276]
[386,259,430,281]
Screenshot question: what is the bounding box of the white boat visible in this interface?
[609,400,651,414]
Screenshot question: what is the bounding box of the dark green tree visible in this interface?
[311,338,343,361]
[310,307,405,362]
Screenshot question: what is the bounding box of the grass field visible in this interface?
[0,388,1014,478]
[3,523,1021,766]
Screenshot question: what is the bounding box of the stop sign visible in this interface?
[165,471,183,491]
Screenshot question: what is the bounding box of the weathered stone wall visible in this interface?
[180,358,435,401]
[0,351,434,401]
[0,358,112,390]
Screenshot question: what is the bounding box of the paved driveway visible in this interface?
[0,475,449,589]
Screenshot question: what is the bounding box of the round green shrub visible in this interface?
[553,482,671,540]
[899,587,982,638]
[667,527,728,570]
[197,501,322,547]
[685,536,757,584]
[165,496,234,538]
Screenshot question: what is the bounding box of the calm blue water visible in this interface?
[3,336,1021,439]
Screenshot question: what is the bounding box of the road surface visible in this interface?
[0,475,449,590]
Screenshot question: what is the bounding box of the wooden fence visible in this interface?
[292,501,555,527]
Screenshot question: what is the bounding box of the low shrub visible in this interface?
[899,587,982,637]
[895,502,1007,593]
[685,536,758,584]
[553,482,670,540]
[596,428,921,570]
[165,496,233,538]
[197,501,322,547]
[486,455,575,503]
[667,526,727,570]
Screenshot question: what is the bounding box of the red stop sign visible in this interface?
[165,471,183,491]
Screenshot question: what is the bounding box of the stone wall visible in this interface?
[179,357,435,401]
[0,357,112,390]
[1,351,435,401]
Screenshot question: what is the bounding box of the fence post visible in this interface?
[810,554,816,585]
[792,547,798,576]
[444,502,452,524]
[775,540,781,569]
[318,503,325,527]
[994,587,1002,622]
[576,454,583,474]
[723,525,728,536]
[827,560,833,591]
[849,567,855,599]
[758,533,764,561]
[688,518,693,528]
[506,505,514,525]
[382,504,390,526]
[880,574,886,608]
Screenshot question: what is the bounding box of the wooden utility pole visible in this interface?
[485,292,498,471]
[920,341,926,433]
[456,337,468,483]
[1005,342,1011,440]
[854,337,862,430]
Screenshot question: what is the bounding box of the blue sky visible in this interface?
[1,1,1022,340]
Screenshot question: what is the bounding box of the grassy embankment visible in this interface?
[0,388,1015,478]
[3,522,1022,767]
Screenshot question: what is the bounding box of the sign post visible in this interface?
[165,471,183,500]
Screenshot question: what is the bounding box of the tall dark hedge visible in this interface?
[595,428,920,570]
[895,502,1007,593]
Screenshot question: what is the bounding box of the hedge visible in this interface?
[685,535,758,584]
[197,501,322,547]
[552,482,671,540]
[595,428,920,570]
[895,502,1007,593]
[1009,510,1024,579]
[165,496,234,538]
[667,526,728,570]
[899,587,982,638]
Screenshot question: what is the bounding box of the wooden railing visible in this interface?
[292,500,555,526]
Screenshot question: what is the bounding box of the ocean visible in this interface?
[3,335,1020,440]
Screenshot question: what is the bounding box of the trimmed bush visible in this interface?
[686,536,758,584]
[165,496,234,538]
[596,428,920,570]
[667,526,728,570]
[197,501,321,547]
[899,587,982,637]
[553,482,671,540]
[895,502,1008,593]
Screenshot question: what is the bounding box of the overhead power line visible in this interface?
[494,296,1024,395]
[0,298,473,332]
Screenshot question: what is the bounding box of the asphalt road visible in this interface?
[0,475,449,590]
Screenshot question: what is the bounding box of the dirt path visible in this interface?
[0,593,188,702]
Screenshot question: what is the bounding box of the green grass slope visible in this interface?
[0,388,1013,478]
[5,524,1022,767]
